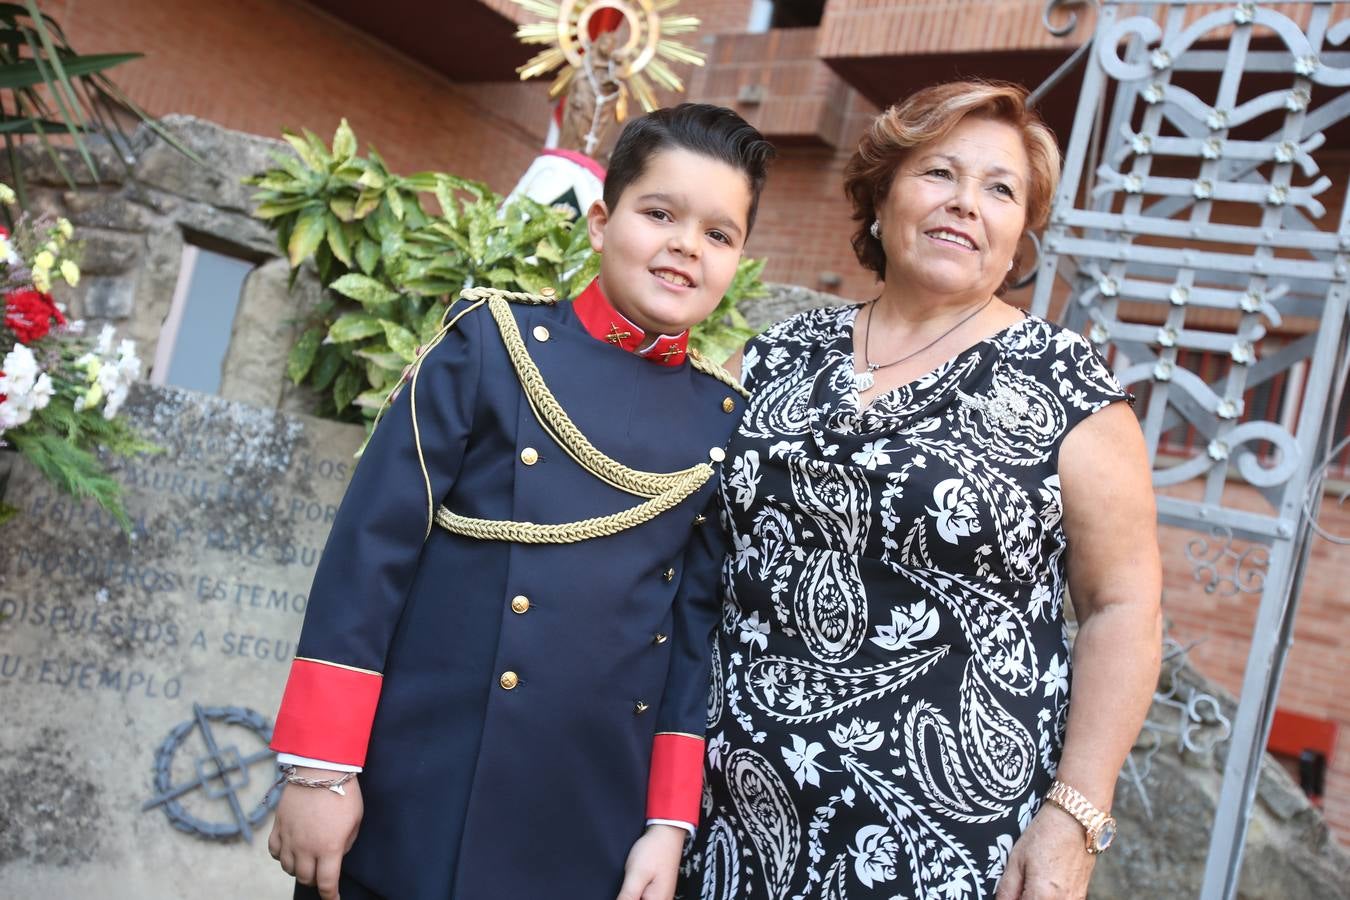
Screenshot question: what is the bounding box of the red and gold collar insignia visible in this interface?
[571,277,689,367]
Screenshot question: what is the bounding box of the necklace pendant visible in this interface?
[853,369,876,392]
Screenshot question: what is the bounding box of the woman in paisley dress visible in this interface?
[678,82,1162,900]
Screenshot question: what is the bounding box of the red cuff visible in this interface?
[646,733,704,826]
[270,658,382,767]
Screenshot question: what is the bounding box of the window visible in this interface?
[151,239,256,394]
[747,0,825,32]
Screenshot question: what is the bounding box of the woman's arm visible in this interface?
[997,401,1162,899]
[1056,402,1163,809]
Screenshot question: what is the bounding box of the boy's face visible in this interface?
[587,148,751,337]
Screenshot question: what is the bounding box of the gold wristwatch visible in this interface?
[1044,780,1117,854]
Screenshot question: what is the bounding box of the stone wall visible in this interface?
[8,115,322,417]
[1,385,364,899]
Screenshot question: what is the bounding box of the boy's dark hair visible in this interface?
[604,103,776,235]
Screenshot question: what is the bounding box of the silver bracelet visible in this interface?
[274,763,356,796]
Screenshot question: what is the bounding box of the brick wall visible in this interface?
[39,0,550,193]
[678,0,757,39]
[747,90,882,299]
[692,28,855,146]
[818,0,1349,59]
[819,0,1076,59]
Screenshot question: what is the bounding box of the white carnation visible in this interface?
[117,341,143,380]
[0,233,19,267]
[29,372,53,411]
[96,358,122,393]
[95,323,116,355]
[0,343,38,395]
[104,384,130,419]
[0,400,27,431]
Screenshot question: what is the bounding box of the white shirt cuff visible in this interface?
[275,752,362,773]
[646,818,695,836]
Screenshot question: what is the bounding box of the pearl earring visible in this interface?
[869,220,881,239]
[1007,260,1014,272]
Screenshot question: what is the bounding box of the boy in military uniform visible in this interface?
[267,104,774,900]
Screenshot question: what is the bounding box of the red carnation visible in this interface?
[3,288,66,343]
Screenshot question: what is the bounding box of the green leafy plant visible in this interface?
[0,2,199,208]
[248,120,765,425]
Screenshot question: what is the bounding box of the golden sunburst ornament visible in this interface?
[511,0,704,119]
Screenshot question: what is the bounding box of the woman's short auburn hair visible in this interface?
[844,80,1062,289]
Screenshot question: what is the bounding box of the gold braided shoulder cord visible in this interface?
[483,294,710,498]
[688,348,749,399]
[433,464,708,543]
[429,287,715,544]
[460,286,557,306]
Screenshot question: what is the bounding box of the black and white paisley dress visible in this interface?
[678,304,1130,900]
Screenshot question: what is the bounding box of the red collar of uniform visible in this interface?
[571,277,689,366]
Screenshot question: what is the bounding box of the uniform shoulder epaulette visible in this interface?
[687,347,749,399]
[459,285,559,306]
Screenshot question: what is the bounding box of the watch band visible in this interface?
[1044,779,1114,853]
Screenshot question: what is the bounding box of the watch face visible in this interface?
[1094,819,1117,852]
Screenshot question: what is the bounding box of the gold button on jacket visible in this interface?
[722,397,735,413]
[663,567,676,582]
[532,325,550,342]
[510,596,530,614]
[520,447,539,465]
[499,671,519,690]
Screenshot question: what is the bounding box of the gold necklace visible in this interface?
[854,295,995,392]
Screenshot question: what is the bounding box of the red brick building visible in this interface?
[36,0,1349,842]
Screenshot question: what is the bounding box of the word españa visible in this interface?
[25,491,149,535]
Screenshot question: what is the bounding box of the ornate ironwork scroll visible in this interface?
[1030,3,1350,897]
[1124,635,1234,818]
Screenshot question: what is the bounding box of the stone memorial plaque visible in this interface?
[0,385,363,899]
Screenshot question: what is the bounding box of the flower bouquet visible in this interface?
[0,183,155,529]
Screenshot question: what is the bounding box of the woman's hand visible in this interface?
[267,769,363,900]
[995,805,1095,899]
[616,823,687,900]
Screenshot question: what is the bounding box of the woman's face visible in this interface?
[875,116,1030,300]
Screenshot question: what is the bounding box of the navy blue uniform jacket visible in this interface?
[272,288,742,899]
